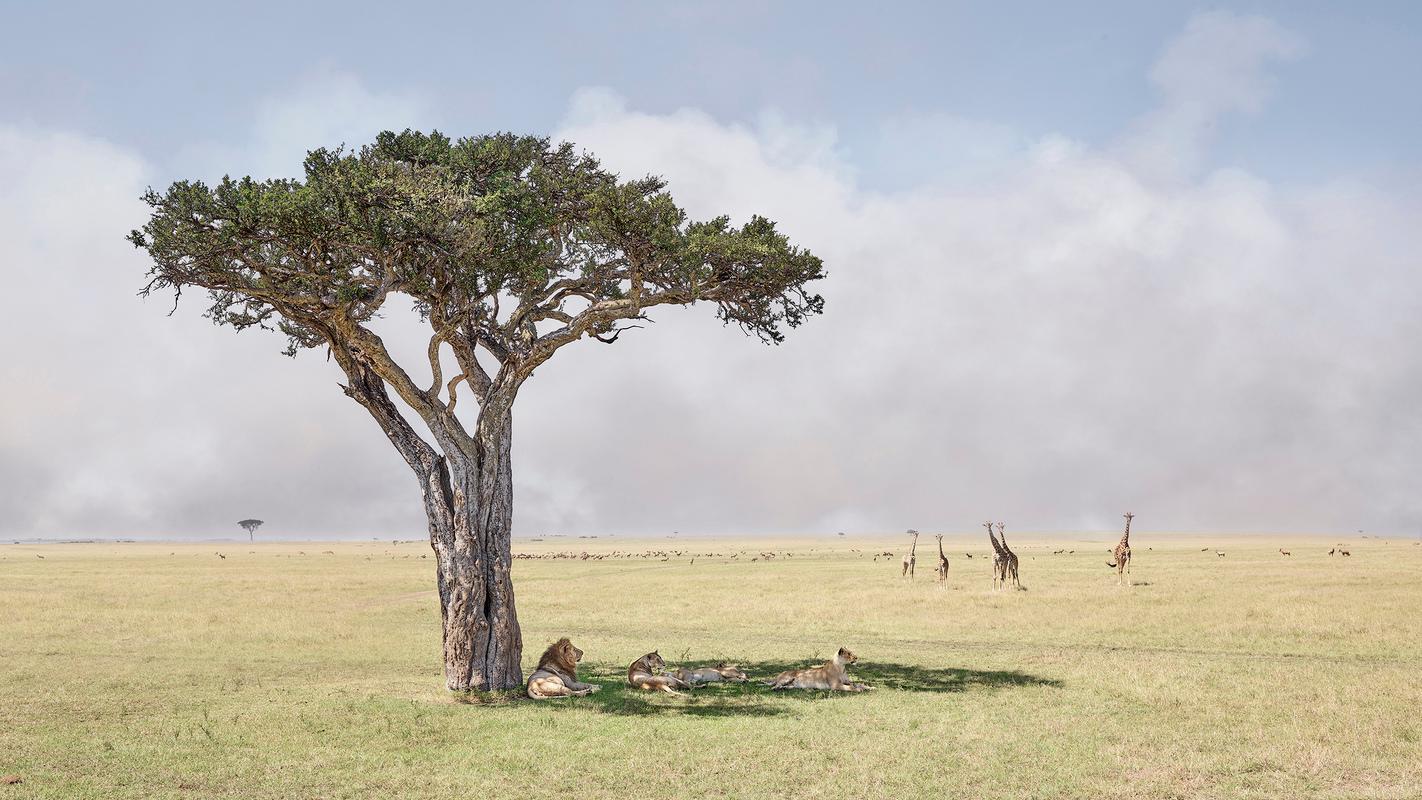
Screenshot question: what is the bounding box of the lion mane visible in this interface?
[526,637,600,699]
[538,637,580,680]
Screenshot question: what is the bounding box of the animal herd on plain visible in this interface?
[520,513,1385,701]
[500,511,1371,595]
[525,639,868,699]
[895,513,1135,590]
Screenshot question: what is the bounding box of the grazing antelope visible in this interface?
[1340,550,1351,557]
[1215,550,1226,558]
[1279,548,1291,556]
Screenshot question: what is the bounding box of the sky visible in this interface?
[1,2,1420,539]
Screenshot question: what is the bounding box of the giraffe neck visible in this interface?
[938,538,946,559]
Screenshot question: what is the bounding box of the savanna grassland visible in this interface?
[2,533,1420,799]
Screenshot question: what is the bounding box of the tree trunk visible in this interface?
[420,409,523,692]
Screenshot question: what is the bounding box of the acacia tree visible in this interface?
[238,519,264,541]
[130,130,825,691]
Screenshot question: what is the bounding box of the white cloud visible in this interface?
[1120,11,1307,179]
[864,112,1023,189]
[0,118,423,539]
[3,14,1419,539]
[532,15,1419,536]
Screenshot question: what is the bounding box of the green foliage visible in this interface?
[129,130,825,355]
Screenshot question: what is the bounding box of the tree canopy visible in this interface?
[130,131,823,403]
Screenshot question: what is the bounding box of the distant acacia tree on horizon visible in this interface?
[130,130,826,692]
[238,519,264,541]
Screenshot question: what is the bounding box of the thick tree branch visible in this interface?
[329,341,441,477]
[337,319,478,460]
[446,327,493,399]
[519,288,696,377]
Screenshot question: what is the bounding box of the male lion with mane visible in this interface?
[526,637,602,699]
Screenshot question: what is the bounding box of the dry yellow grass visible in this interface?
[2,533,1420,798]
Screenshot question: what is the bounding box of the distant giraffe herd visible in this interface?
[983,521,1021,590]
[879,513,1379,592]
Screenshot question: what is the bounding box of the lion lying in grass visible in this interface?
[526,638,602,699]
[671,662,750,686]
[627,651,690,696]
[764,647,871,691]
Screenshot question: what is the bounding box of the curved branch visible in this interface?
[426,333,445,396]
[329,340,441,477]
[446,373,468,415]
[446,328,493,399]
[337,319,477,460]
[593,323,645,344]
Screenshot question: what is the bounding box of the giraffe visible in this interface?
[985,521,1007,589]
[996,522,1020,589]
[902,529,919,579]
[1107,512,1133,584]
[934,534,949,582]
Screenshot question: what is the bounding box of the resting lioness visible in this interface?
[627,651,690,696]
[526,637,602,699]
[765,647,871,691]
[671,662,750,686]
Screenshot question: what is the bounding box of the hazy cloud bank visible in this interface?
[2,13,1419,539]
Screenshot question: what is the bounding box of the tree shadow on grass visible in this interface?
[561,660,1062,717]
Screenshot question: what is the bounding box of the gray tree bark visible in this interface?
[424,410,522,692]
[334,346,524,692]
